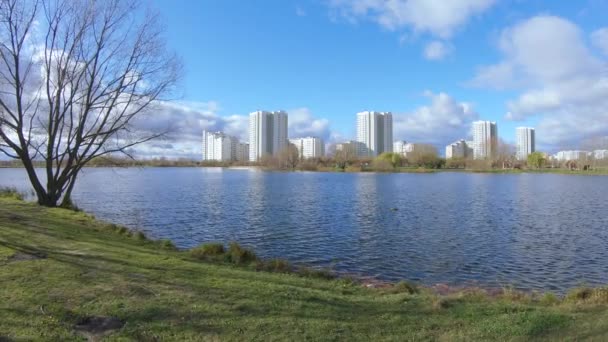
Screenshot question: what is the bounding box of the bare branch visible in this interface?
[0,0,180,206]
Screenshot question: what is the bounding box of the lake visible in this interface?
[2,167,608,292]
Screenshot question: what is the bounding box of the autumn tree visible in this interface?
[0,0,180,207]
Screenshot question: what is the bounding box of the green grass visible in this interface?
[1,197,608,340]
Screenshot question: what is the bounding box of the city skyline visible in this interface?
[126,1,608,159]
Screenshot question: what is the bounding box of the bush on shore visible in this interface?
[0,187,24,201]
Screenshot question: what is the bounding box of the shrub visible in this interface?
[257,258,291,273]
[393,281,419,295]
[565,287,608,304]
[227,242,257,265]
[133,231,147,241]
[189,243,225,261]
[297,266,335,280]
[159,239,177,251]
[371,158,394,172]
[539,292,559,306]
[0,187,24,200]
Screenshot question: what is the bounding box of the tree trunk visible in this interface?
[60,174,78,209]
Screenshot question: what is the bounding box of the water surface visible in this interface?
[2,167,607,292]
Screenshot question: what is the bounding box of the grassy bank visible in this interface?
[1,198,608,340]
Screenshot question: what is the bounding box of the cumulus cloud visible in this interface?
[592,27,608,56]
[423,40,451,60]
[470,15,608,148]
[288,107,332,140]
[130,101,247,159]
[393,91,478,145]
[329,0,494,38]
[130,103,333,159]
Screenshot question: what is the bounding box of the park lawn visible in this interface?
[1,197,608,341]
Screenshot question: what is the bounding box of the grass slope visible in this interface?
[1,197,608,341]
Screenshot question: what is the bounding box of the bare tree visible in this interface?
[278,144,300,170]
[0,0,180,207]
[493,139,515,169]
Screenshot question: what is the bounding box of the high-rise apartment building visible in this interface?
[202,131,238,161]
[289,137,325,159]
[445,140,471,159]
[236,142,249,162]
[393,140,412,157]
[249,110,289,161]
[516,127,535,160]
[356,111,393,157]
[335,141,360,156]
[472,121,498,159]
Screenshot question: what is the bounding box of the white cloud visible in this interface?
[394,91,478,144]
[130,101,248,159]
[130,103,333,159]
[287,107,332,140]
[329,0,495,38]
[592,27,608,56]
[423,40,451,60]
[470,15,608,148]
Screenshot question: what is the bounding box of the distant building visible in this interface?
[472,121,498,159]
[445,140,472,159]
[593,150,608,159]
[289,137,325,159]
[236,142,249,162]
[335,140,359,156]
[516,127,535,160]
[356,111,393,157]
[554,150,590,161]
[395,142,436,158]
[393,140,412,157]
[202,131,238,161]
[249,110,288,161]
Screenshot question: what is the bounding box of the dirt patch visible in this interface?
[74,316,124,341]
[7,213,24,222]
[7,251,47,262]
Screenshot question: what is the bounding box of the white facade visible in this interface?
[290,137,325,159]
[554,150,590,161]
[593,150,608,159]
[336,141,359,156]
[516,127,535,160]
[202,131,238,161]
[393,140,413,157]
[445,140,469,159]
[249,110,289,161]
[472,121,498,160]
[356,111,393,157]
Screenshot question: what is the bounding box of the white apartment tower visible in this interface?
[472,121,498,160]
[356,111,393,157]
[516,127,535,160]
[393,140,413,157]
[202,131,238,161]
[249,110,289,161]
[289,137,325,159]
[446,140,468,159]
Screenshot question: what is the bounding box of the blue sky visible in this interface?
[143,0,608,158]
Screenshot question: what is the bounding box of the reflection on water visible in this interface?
[2,167,608,292]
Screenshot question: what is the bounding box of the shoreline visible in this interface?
[3,164,608,175]
[2,195,608,340]
[0,191,599,296]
